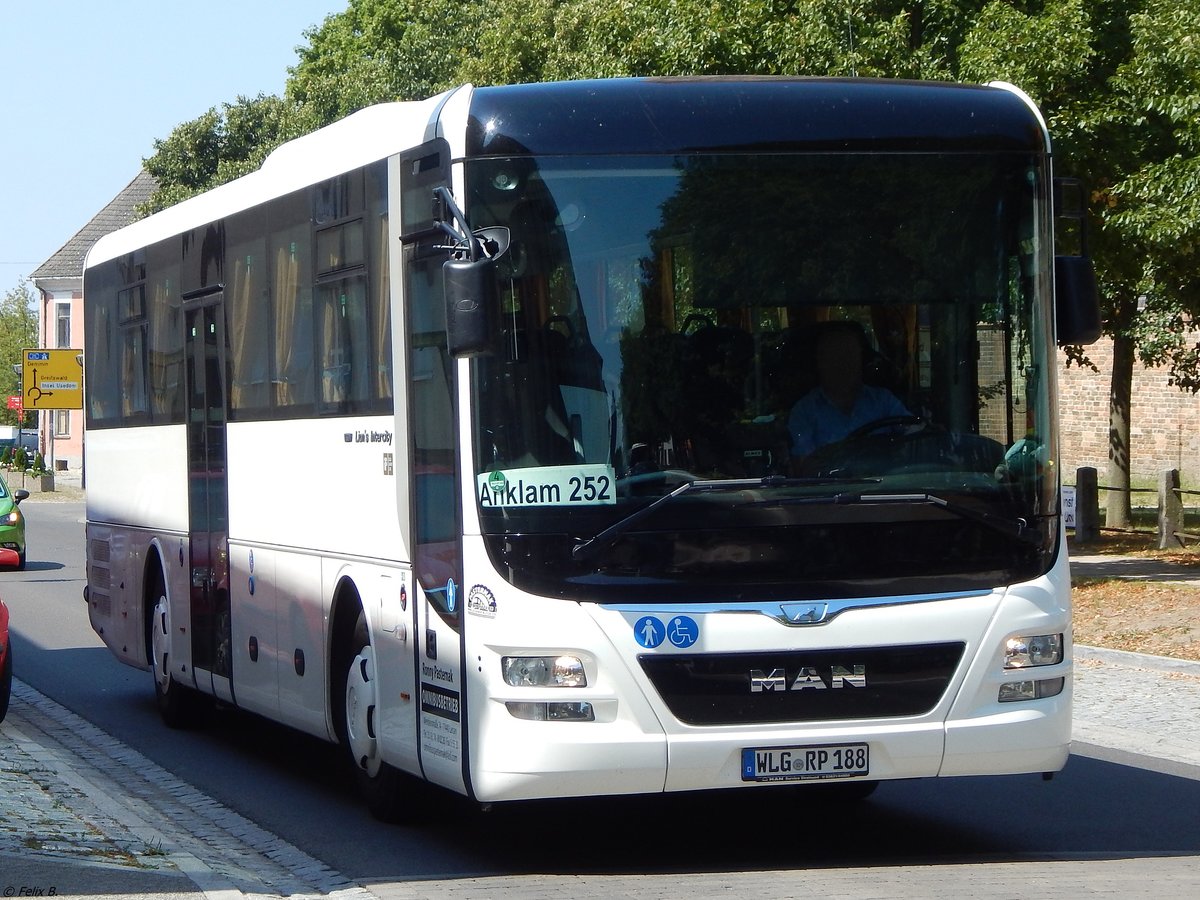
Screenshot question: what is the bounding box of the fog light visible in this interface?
[1004,633,1063,669]
[506,701,595,721]
[998,676,1065,703]
[502,655,586,687]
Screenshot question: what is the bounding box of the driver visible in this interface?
[787,322,911,462]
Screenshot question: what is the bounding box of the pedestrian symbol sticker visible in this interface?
[667,615,699,648]
[634,616,664,648]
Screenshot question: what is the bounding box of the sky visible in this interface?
[0,1,349,295]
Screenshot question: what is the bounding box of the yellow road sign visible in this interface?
[21,348,84,410]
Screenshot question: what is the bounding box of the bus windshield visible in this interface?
[466,151,1058,601]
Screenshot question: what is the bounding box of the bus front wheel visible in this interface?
[343,609,409,822]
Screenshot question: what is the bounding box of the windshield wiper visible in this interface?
[571,475,875,563]
[823,491,1044,546]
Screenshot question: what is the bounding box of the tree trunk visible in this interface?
[1106,332,1135,528]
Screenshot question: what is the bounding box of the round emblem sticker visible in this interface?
[634,616,665,648]
[468,585,497,618]
[667,615,699,648]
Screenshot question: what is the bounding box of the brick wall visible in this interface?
[978,325,1012,442]
[1057,337,1200,483]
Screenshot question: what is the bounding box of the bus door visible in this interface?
[184,294,234,703]
[398,140,468,793]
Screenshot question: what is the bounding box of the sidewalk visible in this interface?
[0,680,371,900]
[1070,552,1200,585]
[1,683,205,899]
[8,465,86,503]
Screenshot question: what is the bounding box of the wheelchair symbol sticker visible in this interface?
[667,615,699,648]
[634,616,664,648]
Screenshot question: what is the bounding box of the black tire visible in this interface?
[341,608,411,822]
[16,546,26,571]
[147,567,198,728]
[0,638,12,723]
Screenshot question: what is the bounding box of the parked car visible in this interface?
[0,470,28,570]
[1,596,11,722]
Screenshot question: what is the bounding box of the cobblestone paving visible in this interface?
[1,680,374,899]
[0,727,163,867]
[1073,645,1200,771]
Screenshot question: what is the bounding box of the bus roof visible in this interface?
[86,78,1048,272]
[85,91,454,270]
[466,77,1048,158]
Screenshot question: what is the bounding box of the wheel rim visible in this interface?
[345,644,381,776]
[151,593,171,694]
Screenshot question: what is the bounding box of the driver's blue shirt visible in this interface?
[788,385,911,458]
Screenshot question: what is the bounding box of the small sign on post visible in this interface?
[1061,485,1076,530]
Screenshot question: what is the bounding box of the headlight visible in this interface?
[999,633,1065,703]
[1004,633,1063,669]
[505,701,595,721]
[999,677,1065,703]
[0,510,21,526]
[502,655,587,687]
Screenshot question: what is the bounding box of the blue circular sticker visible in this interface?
[634,616,665,648]
[666,615,699,648]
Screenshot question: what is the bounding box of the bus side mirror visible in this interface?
[444,255,499,357]
[1055,255,1101,346]
[434,185,506,358]
[1053,178,1101,346]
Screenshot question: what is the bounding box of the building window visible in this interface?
[56,302,71,347]
[55,410,70,438]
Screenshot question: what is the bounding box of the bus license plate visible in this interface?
[741,743,869,782]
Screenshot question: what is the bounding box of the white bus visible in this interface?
[83,77,1100,819]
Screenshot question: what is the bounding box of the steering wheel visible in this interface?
[680,313,714,335]
[845,414,924,440]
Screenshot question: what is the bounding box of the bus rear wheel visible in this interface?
[342,609,409,822]
[149,576,197,728]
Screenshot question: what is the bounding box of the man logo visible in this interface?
[749,665,866,692]
[779,602,829,625]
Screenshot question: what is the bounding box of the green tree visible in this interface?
[138,0,1200,521]
[142,1,967,204]
[287,0,484,118]
[458,0,945,84]
[1103,0,1200,524]
[0,282,37,428]
[958,0,1200,527]
[141,94,305,214]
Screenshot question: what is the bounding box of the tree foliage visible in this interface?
[136,0,1200,519]
[287,0,484,121]
[0,283,37,427]
[142,94,305,213]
